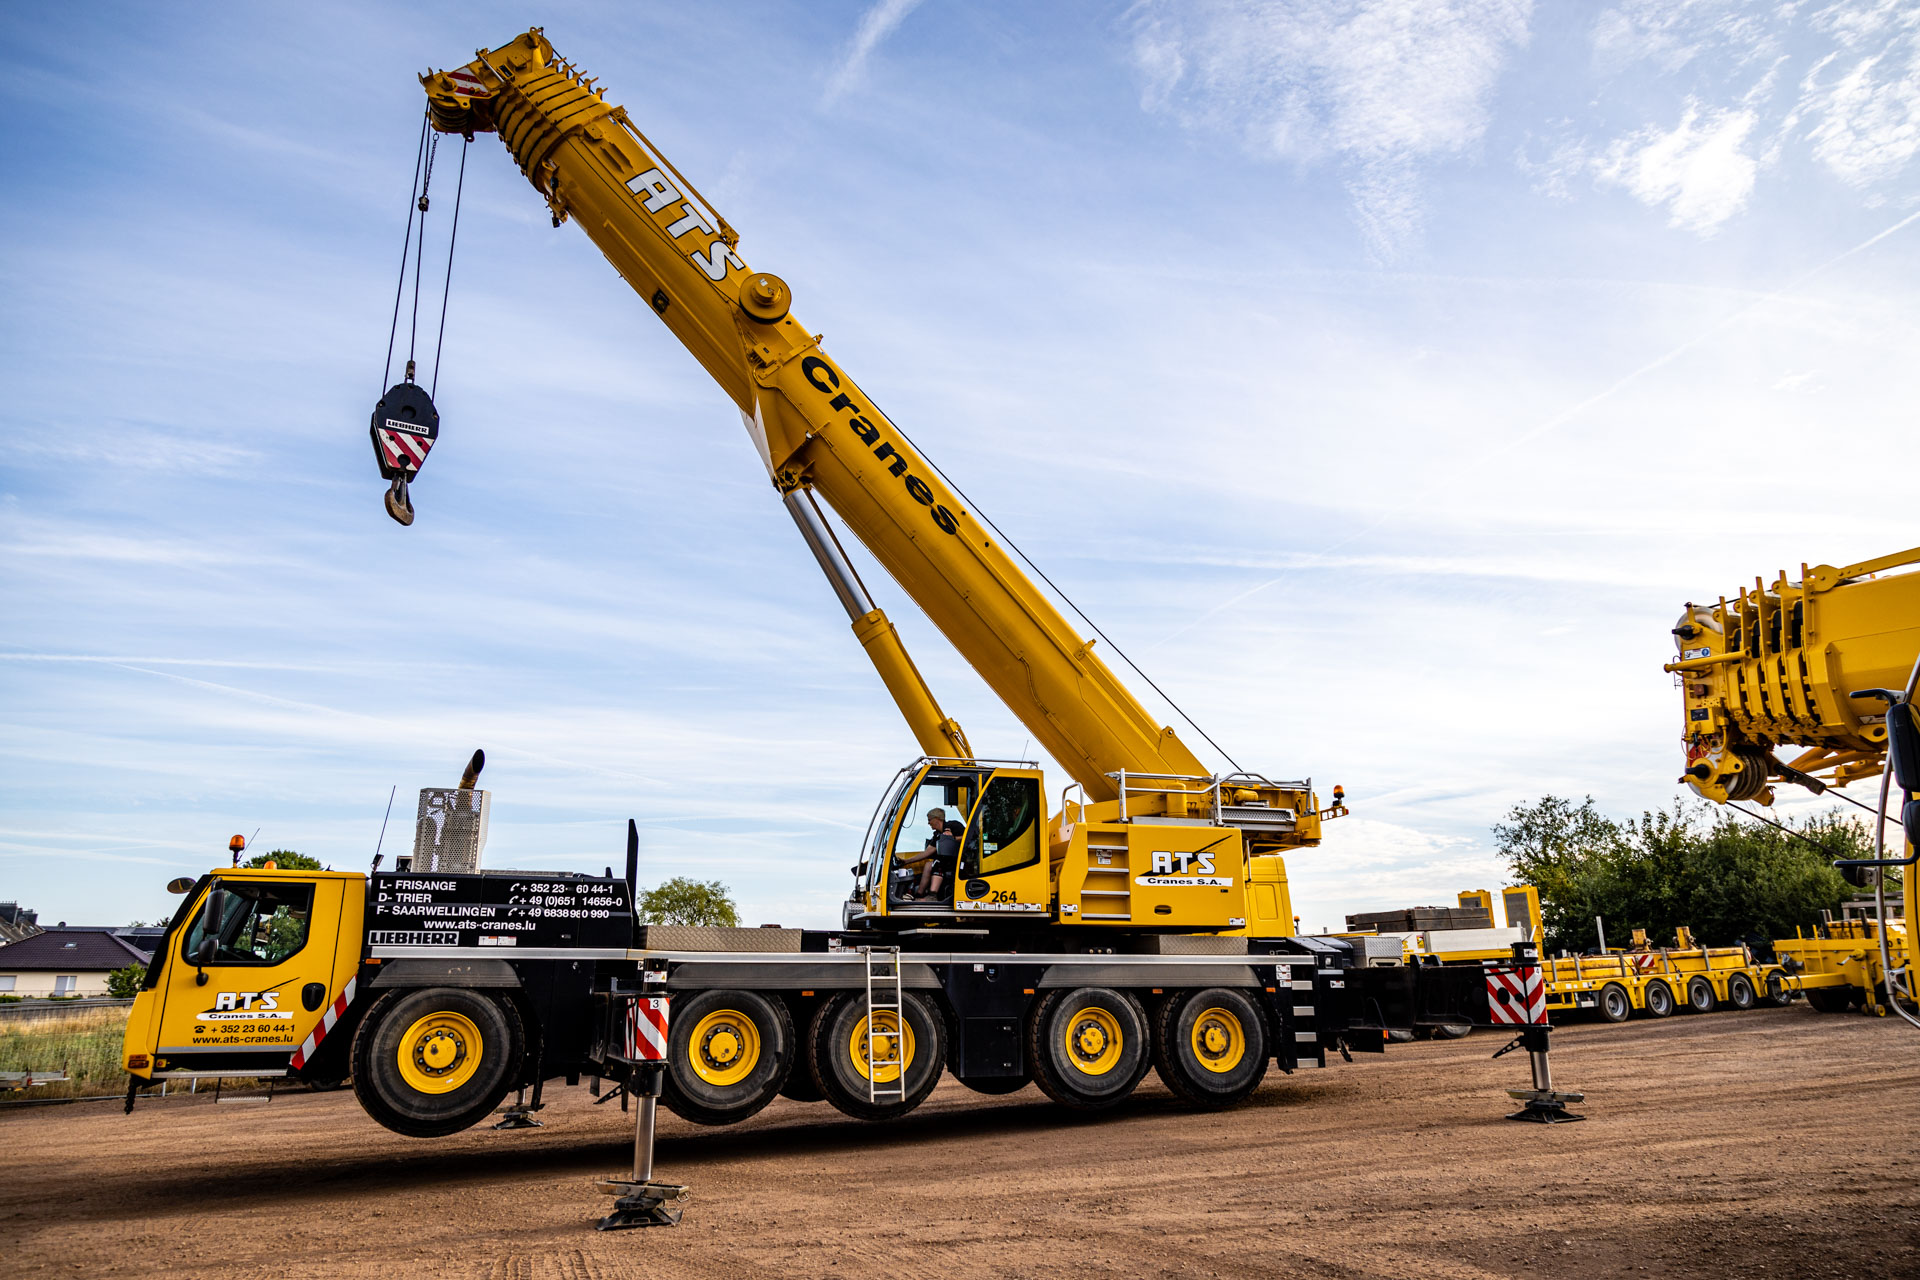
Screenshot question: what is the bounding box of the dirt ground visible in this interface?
[2,1006,1914,1279]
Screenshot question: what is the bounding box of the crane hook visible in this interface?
[385,474,415,526]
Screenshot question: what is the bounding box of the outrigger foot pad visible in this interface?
[1505,1087,1586,1124]
[594,1179,687,1230]
[492,1110,543,1130]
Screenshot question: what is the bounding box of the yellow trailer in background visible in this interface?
[1406,887,1791,1023]
[1777,912,1909,1016]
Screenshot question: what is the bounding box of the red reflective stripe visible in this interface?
[290,976,357,1071]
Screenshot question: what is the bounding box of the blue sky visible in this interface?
[3,1,1915,931]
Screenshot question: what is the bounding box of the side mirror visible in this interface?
[167,877,194,895]
[195,883,229,972]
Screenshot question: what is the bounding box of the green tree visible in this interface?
[243,849,323,870]
[637,877,739,927]
[1494,795,1861,953]
[106,963,146,999]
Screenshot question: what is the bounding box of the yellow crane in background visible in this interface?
[1666,549,1920,1023]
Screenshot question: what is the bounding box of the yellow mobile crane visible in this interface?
[124,29,1581,1140]
[1666,549,1920,1023]
[409,28,1335,937]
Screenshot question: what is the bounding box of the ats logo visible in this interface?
[1134,849,1234,889]
[624,166,744,282]
[215,991,278,1012]
[196,990,296,1022]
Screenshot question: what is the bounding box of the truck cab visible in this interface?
[123,867,365,1084]
[125,863,637,1137]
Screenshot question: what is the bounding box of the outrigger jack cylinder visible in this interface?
[1493,941,1586,1124]
[596,981,686,1229]
[596,1062,687,1228]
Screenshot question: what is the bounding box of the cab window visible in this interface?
[182,881,315,966]
[891,779,971,857]
[963,774,1040,877]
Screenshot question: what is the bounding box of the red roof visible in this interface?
[0,929,151,971]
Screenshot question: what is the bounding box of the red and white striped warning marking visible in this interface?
[625,996,669,1062]
[376,427,432,473]
[1633,953,1658,973]
[1486,967,1547,1025]
[443,69,492,98]
[289,976,357,1071]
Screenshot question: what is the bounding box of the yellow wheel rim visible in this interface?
[847,1011,915,1084]
[690,1009,762,1088]
[1063,1005,1124,1076]
[1189,1006,1246,1074]
[396,1011,483,1094]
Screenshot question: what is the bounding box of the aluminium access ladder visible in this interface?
[861,946,907,1105]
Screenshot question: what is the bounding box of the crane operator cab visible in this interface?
[846,759,1319,936]
[850,760,1050,923]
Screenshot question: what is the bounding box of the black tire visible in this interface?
[659,989,795,1126]
[956,1075,1030,1095]
[1762,968,1794,1007]
[1597,983,1632,1024]
[1803,985,1855,1013]
[807,991,945,1122]
[1027,987,1152,1111]
[1430,1023,1473,1040]
[351,987,524,1138]
[1686,976,1718,1014]
[1644,980,1676,1018]
[1151,988,1269,1110]
[1726,973,1757,1011]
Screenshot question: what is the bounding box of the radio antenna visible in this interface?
[371,785,397,872]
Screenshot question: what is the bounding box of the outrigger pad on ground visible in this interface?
[1505,1088,1587,1124]
[594,1179,688,1230]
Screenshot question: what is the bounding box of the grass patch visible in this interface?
[0,1008,129,1098]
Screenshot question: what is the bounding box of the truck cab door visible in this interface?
[152,875,343,1071]
[955,769,1049,916]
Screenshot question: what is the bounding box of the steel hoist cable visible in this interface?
[407,128,439,373]
[880,411,1245,774]
[370,110,466,525]
[430,138,469,398]
[380,106,431,394]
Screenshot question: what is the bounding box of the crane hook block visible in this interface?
[370,382,440,526]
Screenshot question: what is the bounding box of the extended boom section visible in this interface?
[420,30,1331,933]
[423,31,1217,805]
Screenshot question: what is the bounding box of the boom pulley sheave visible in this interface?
[370,106,468,526]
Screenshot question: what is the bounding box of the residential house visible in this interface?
[0,927,152,998]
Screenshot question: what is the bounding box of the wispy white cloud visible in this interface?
[1129,0,1534,258]
[822,0,926,106]
[1563,1,1920,229]
[1799,40,1920,188]
[1594,100,1759,233]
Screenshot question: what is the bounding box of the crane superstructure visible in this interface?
[416,29,1332,933]
[1665,548,1920,1020]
